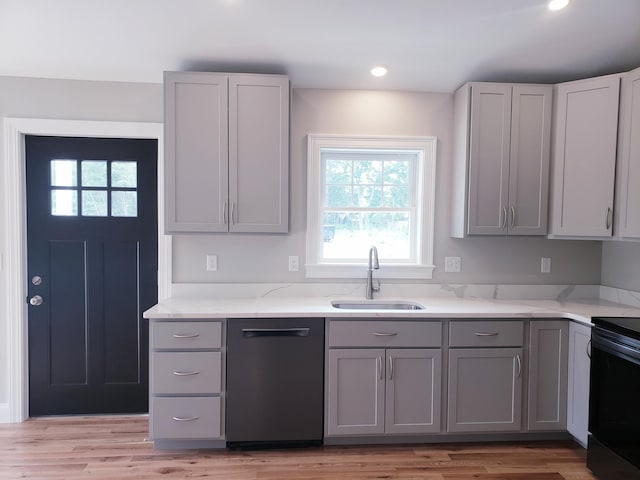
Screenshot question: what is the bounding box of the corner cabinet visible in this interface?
[615,66,640,239]
[164,72,289,233]
[527,320,568,431]
[549,74,620,238]
[447,320,524,433]
[326,320,442,437]
[451,82,552,237]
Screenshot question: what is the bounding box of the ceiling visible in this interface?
[1,0,640,92]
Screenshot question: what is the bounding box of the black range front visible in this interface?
[588,316,640,479]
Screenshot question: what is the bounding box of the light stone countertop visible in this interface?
[144,288,640,326]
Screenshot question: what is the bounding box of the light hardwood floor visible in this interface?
[0,416,597,479]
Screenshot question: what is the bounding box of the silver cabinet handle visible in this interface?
[516,354,522,379]
[223,202,228,225]
[587,339,592,359]
[373,332,398,337]
[377,356,383,381]
[230,202,235,225]
[510,205,516,229]
[501,206,508,229]
[172,371,200,376]
[172,333,200,339]
[605,207,612,230]
[172,416,199,422]
[389,355,394,381]
[475,332,499,337]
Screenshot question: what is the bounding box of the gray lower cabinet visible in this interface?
[567,322,591,447]
[149,320,225,444]
[447,320,524,433]
[527,320,568,431]
[326,320,442,437]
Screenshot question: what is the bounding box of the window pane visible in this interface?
[51,189,78,216]
[111,191,137,217]
[353,185,382,207]
[382,186,409,208]
[383,160,409,185]
[51,160,77,187]
[325,159,351,184]
[82,190,108,216]
[111,161,137,188]
[81,160,107,187]
[354,160,382,184]
[322,211,410,260]
[325,185,352,207]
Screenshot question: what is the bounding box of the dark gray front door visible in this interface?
[25,135,158,416]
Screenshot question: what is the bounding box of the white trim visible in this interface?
[0,403,8,423]
[1,118,170,423]
[305,134,437,279]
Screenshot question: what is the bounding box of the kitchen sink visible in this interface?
[331,300,424,310]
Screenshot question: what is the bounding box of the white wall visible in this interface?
[601,241,640,291]
[172,88,602,285]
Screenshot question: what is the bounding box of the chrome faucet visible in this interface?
[366,246,381,299]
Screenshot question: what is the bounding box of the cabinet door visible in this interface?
[508,85,552,235]
[327,349,385,436]
[467,83,512,235]
[228,75,289,233]
[447,348,523,433]
[567,322,591,447]
[165,72,229,233]
[385,349,441,434]
[615,67,640,238]
[528,321,568,431]
[550,75,620,237]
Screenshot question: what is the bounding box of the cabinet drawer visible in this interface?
[151,397,221,439]
[152,321,222,349]
[328,321,442,348]
[152,352,221,394]
[449,320,523,347]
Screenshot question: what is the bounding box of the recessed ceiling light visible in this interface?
[371,65,389,77]
[548,0,570,11]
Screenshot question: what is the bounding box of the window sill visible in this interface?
[305,263,435,280]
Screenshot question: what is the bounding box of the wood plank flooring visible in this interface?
[0,416,597,480]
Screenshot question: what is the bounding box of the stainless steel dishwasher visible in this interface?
[226,318,324,448]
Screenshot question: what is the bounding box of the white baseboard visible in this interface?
[0,403,9,423]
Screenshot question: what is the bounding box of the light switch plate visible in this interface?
[445,256,461,273]
[206,254,218,271]
[288,255,299,272]
[541,257,551,273]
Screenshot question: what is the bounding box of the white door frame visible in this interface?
[1,118,171,423]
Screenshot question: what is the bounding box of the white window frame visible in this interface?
[306,134,437,279]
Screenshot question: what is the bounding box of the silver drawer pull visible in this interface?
[172,333,200,339]
[475,332,499,337]
[373,332,398,337]
[172,416,199,422]
[172,371,200,376]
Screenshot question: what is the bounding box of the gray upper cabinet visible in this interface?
[165,71,289,233]
[614,66,640,239]
[549,74,620,238]
[451,82,552,237]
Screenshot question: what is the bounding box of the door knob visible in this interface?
[29,295,43,306]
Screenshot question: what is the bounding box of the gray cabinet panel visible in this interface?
[448,347,523,433]
[567,322,591,447]
[152,351,222,395]
[151,397,222,439]
[328,321,442,348]
[385,349,441,434]
[528,321,568,431]
[151,321,222,350]
[449,320,523,347]
[327,348,385,436]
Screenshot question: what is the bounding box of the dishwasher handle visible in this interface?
[241,328,310,338]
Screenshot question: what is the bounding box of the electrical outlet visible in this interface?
[206,254,218,271]
[541,257,551,273]
[445,256,461,273]
[288,255,299,272]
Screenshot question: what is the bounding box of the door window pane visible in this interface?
[111,191,137,217]
[81,161,107,187]
[51,190,78,216]
[82,190,108,217]
[51,160,77,187]
[111,162,137,188]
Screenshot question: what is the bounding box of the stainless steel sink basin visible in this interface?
[331,300,424,310]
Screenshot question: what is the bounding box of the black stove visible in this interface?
[591,316,640,340]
